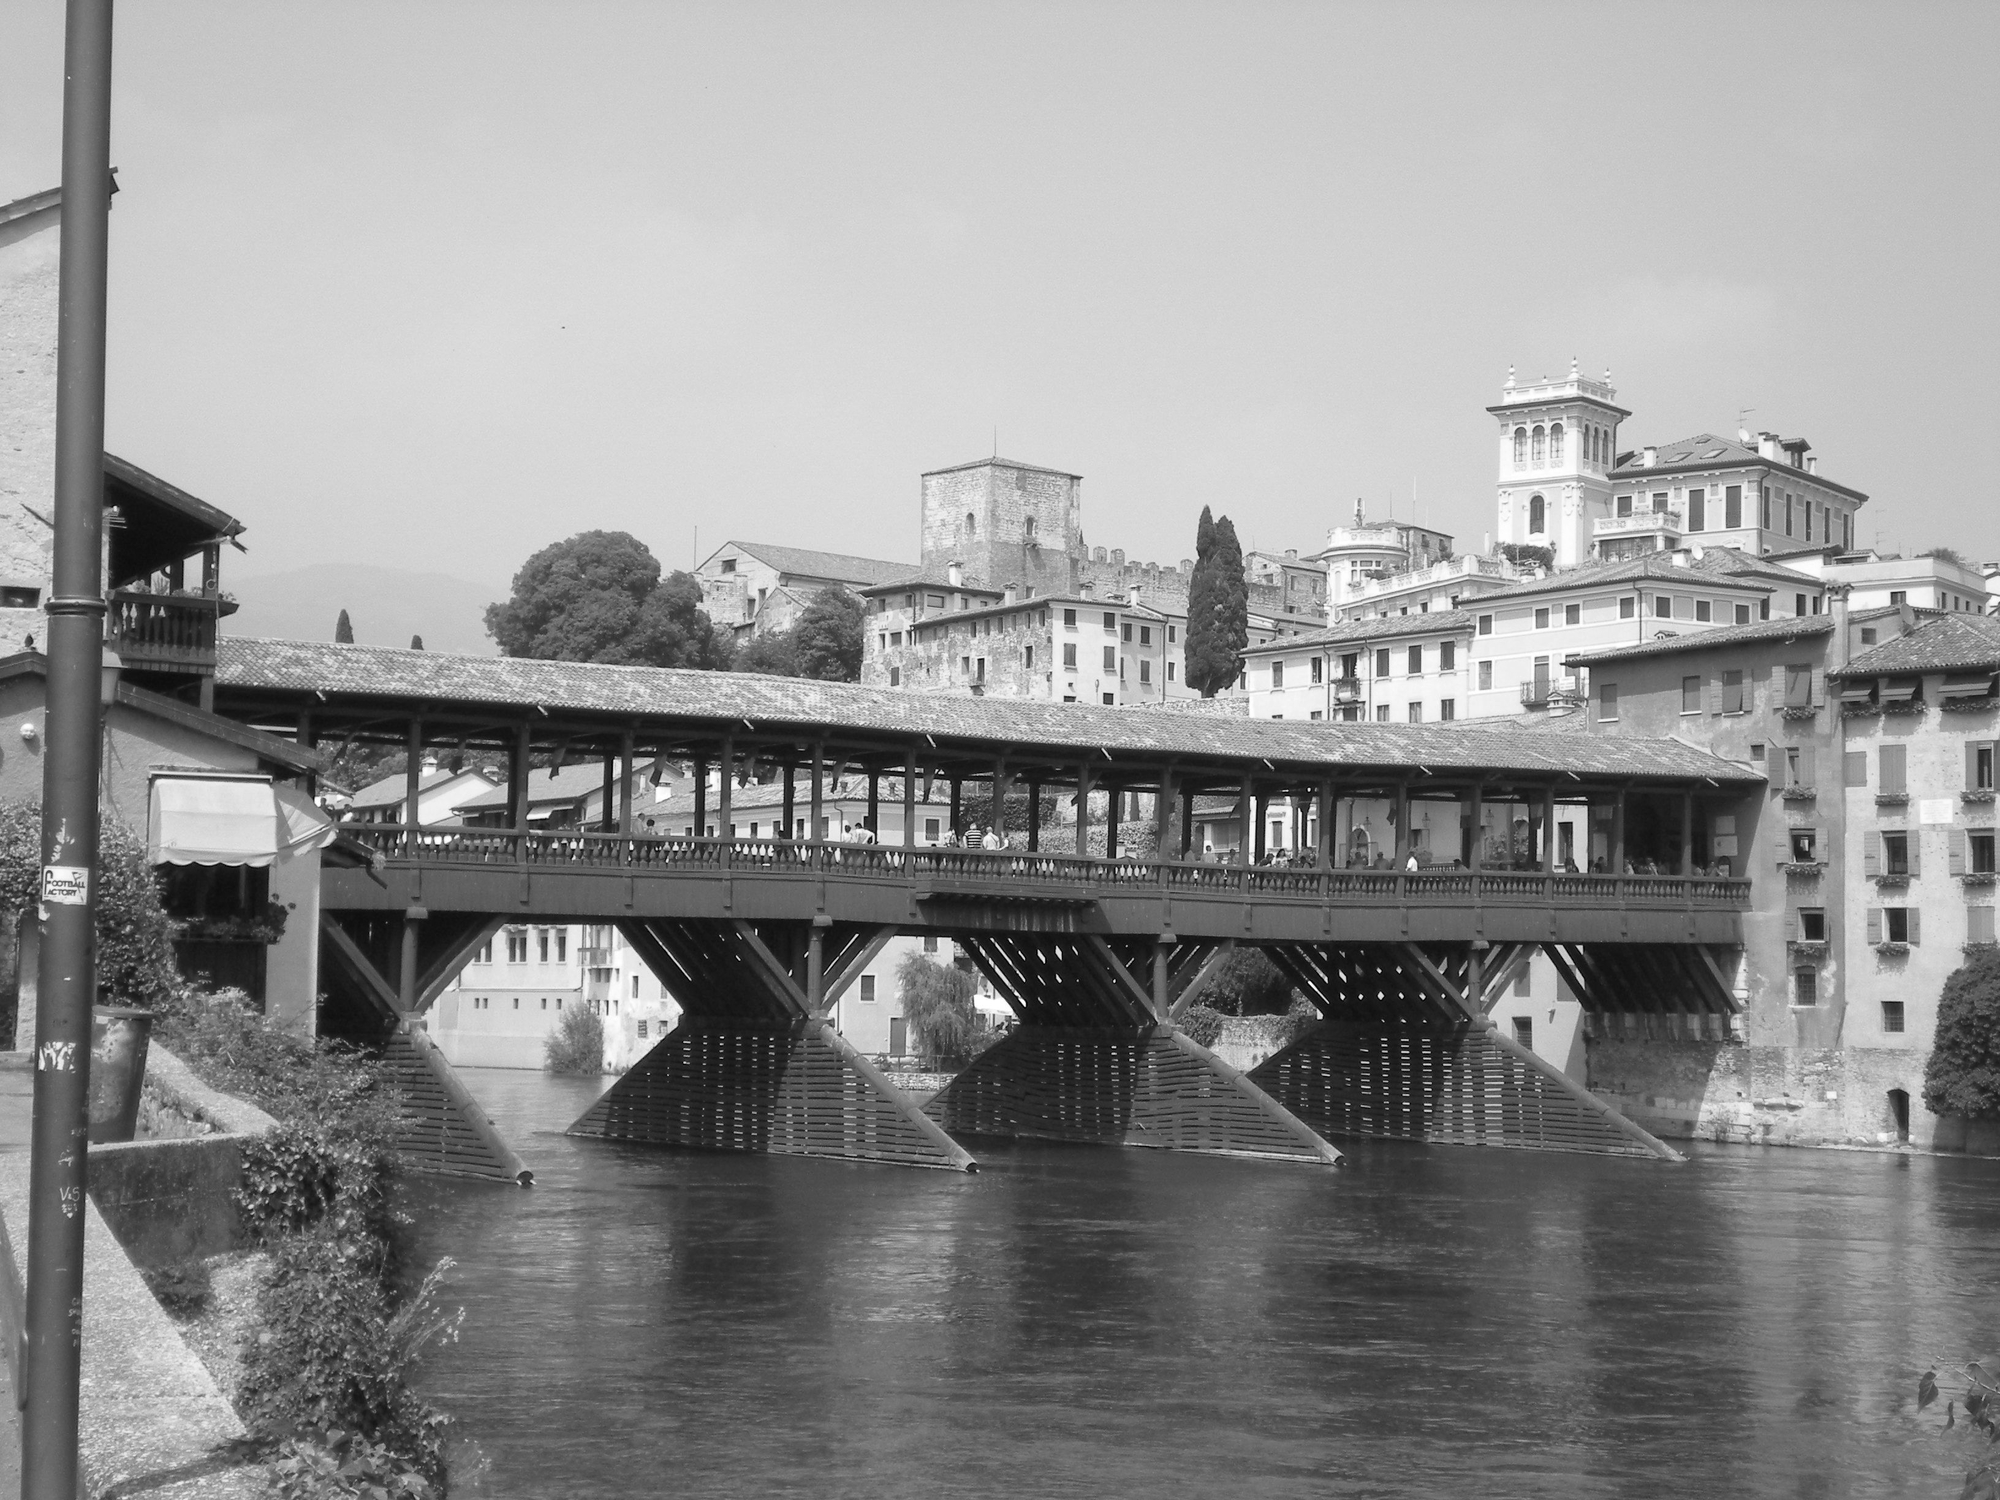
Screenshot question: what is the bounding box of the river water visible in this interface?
[397,1068,2000,1499]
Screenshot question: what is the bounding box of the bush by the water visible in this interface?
[1179,1004,1226,1047]
[1924,951,2000,1119]
[1205,948,1296,1016]
[161,993,457,1490]
[544,1004,604,1074]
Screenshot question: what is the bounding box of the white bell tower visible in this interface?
[1487,360,1631,568]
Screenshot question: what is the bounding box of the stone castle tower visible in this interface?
[1488,361,1630,568]
[919,458,1082,597]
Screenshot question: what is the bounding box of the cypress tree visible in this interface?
[410,634,424,651]
[1185,510,1249,697]
[334,609,354,644]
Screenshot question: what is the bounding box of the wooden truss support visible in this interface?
[928,932,1339,1165]
[586,918,974,1170]
[1249,940,1684,1161]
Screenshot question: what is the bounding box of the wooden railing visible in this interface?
[107,589,221,671]
[340,825,1752,910]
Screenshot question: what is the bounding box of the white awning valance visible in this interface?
[1878,678,1921,703]
[1939,672,1997,699]
[149,777,338,867]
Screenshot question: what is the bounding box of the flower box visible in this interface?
[1882,700,1926,715]
[1874,792,1910,806]
[1966,942,2000,954]
[1780,786,1819,802]
[1787,940,1828,956]
[1842,703,1883,718]
[1780,706,1819,721]
[1875,941,1910,955]
[1959,872,1999,886]
[1940,698,1997,714]
[1963,789,1997,804]
[1782,861,1825,876]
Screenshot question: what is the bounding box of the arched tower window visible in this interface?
[965,512,977,537]
[1587,425,1598,465]
[1531,426,1546,464]
[1528,494,1546,534]
[1513,428,1527,468]
[1549,422,1564,464]
[1024,516,1037,541]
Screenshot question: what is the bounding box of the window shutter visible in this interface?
[1973,742,1985,792]
[1770,664,1786,701]
[1973,906,1997,945]
[1778,828,1796,867]
[1907,832,1921,877]
[1881,745,1906,795]
[1863,831,1880,877]
[1798,745,1816,788]
[1783,908,1797,941]
[1707,673,1721,715]
[1950,828,1968,876]
[1845,752,1868,788]
[1810,666,1825,707]
[1908,907,1921,946]
[1865,907,1882,944]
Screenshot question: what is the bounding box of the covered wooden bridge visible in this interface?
[214,639,1765,1174]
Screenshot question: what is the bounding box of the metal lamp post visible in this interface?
[23,2,115,1496]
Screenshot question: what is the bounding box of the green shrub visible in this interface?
[239,1122,392,1248]
[543,1004,604,1074]
[1924,951,2000,1119]
[0,797,180,1010]
[1179,1004,1226,1048]
[271,1427,435,1500]
[1206,948,1295,1016]
[243,1245,459,1486]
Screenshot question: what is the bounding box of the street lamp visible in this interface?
[99,646,121,711]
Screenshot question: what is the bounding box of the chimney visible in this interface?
[421,754,439,775]
[1003,583,1018,605]
[1641,446,1658,468]
[1671,549,1692,569]
[947,561,963,587]
[1285,548,1298,560]
[1757,432,1783,462]
[1805,456,1818,475]
[1829,584,1852,670]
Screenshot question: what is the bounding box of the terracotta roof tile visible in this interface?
[214,638,1763,785]
[1830,615,2000,678]
[1568,616,1836,666]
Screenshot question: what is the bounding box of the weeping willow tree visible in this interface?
[895,951,989,1065]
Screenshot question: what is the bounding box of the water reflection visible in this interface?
[397,1070,2000,1499]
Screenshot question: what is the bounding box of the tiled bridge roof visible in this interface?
[217,638,1762,786]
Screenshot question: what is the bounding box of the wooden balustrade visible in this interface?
[338,824,1752,910]
[107,589,221,670]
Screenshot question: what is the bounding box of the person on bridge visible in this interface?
[981,827,1005,851]
[1405,851,1420,873]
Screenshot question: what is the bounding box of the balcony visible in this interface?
[107,589,222,676]
[1332,677,1363,703]
[1520,674,1584,710]
[1595,509,1684,536]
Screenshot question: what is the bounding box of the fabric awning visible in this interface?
[1878,678,1921,703]
[149,776,338,867]
[1939,672,1997,699]
[1838,681,1876,703]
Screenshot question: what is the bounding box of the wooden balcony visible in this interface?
[108,589,221,675]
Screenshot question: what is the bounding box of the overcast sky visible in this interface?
[3,1,1995,591]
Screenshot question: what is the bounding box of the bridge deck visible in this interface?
[329,829,1748,943]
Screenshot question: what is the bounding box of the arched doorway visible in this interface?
[1888,1088,1910,1144]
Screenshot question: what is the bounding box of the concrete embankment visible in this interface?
[0,1050,268,1497]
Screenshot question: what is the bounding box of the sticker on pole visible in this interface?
[42,866,89,905]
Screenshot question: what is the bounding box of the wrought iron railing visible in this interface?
[338,825,1752,909]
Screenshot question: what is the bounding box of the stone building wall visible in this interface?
[0,202,61,657]
[920,462,1080,599]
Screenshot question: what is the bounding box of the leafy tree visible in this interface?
[543,1004,604,1074]
[1184,507,1248,697]
[1922,546,1970,567]
[335,609,354,644]
[409,634,423,651]
[733,632,800,677]
[1924,951,2000,1119]
[1206,947,1295,1016]
[486,531,730,668]
[1499,541,1556,572]
[792,588,866,680]
[629,569,734,670]
[894,951,990,1064]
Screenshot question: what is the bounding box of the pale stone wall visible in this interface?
[0,205,60,657]
[1587,1038,1935,1149]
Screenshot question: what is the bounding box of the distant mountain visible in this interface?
[223,563,502,656]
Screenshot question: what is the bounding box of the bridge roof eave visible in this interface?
[212,638,1766,794]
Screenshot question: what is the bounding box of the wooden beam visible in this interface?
[729,918,812,1017]
[416,916,508,1011]
[1166,941,1235,1021]
[319,915,403,1019]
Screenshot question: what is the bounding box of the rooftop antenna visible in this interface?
[1737,408,1756,441]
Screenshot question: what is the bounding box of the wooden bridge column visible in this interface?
[693,757,708,839]
[1542,782,1557,871]
[403,718,422,852]
[399,907,424,1012]
[811,741,824,842]
[992,758,1009,840]
[783,761,795,839]
[1155,767,1175,857]
[1239,772,1254,859]
[867,768,880,838]
[1179,780,1194,857]
[1611,785,1627,872]
[719,736,734,841]
[1467,781,1484,870]
[619,732,635,836]
[508,721,531,835]
[1106,781,1121,857]
[903,748,917,847]
[1394,781,1410,866]
[947,775,959,839]
[1680,790,1694,875]
[1075,761,1092,853]
[1026,775,1041,850]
